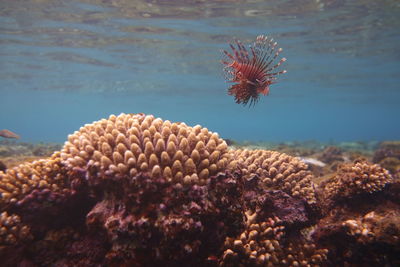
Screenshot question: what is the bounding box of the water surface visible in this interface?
[1,0,399,142]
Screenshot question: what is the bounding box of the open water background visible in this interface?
[0,0,399,143]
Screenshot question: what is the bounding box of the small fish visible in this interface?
[0,129,20,139]
[221,35,287,106]
[299,157,326,167]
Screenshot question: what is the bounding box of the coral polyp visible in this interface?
[221,35,287,106]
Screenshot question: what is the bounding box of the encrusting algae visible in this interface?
[0,113,399,266]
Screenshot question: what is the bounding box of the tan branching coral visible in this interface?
[228,149,317,204]
[220,211,328,266]
[61,113,230,185]
[323,160,393,200]
[221,213,285,266]
[0,153,68,207]
[0,212,31,248]
[0,154,71,253]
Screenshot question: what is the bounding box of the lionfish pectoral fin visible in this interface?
[257,87,270,96]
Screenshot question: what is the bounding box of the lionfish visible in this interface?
[221,35,287,106]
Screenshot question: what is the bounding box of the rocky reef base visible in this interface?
[0,115,399,266]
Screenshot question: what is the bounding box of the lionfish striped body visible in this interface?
[221,35,287,106]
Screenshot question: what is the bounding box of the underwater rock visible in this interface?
[245,189,310,228]
[0,113,399,266]
[373,141,400,163]
[86,171,243,266]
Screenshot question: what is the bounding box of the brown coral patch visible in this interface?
[85,171,244,266]
[0,153,69,208]
[229,149,317,205]
[321,160,393,205]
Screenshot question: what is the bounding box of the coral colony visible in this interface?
[0,113,399,266]
[221,35,287,106]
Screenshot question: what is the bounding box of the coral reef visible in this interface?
[314,160,399,266]
[0,113,399,266]
[0,153,69,208]
[373,141,400,178]
[229,149,317,205]
[322,160,393,204]
[0,212,31,249]
[315,206,400,266]
[60,113,230,186]
[221,213,328,267]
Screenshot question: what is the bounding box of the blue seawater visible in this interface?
[0,0,399,143]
